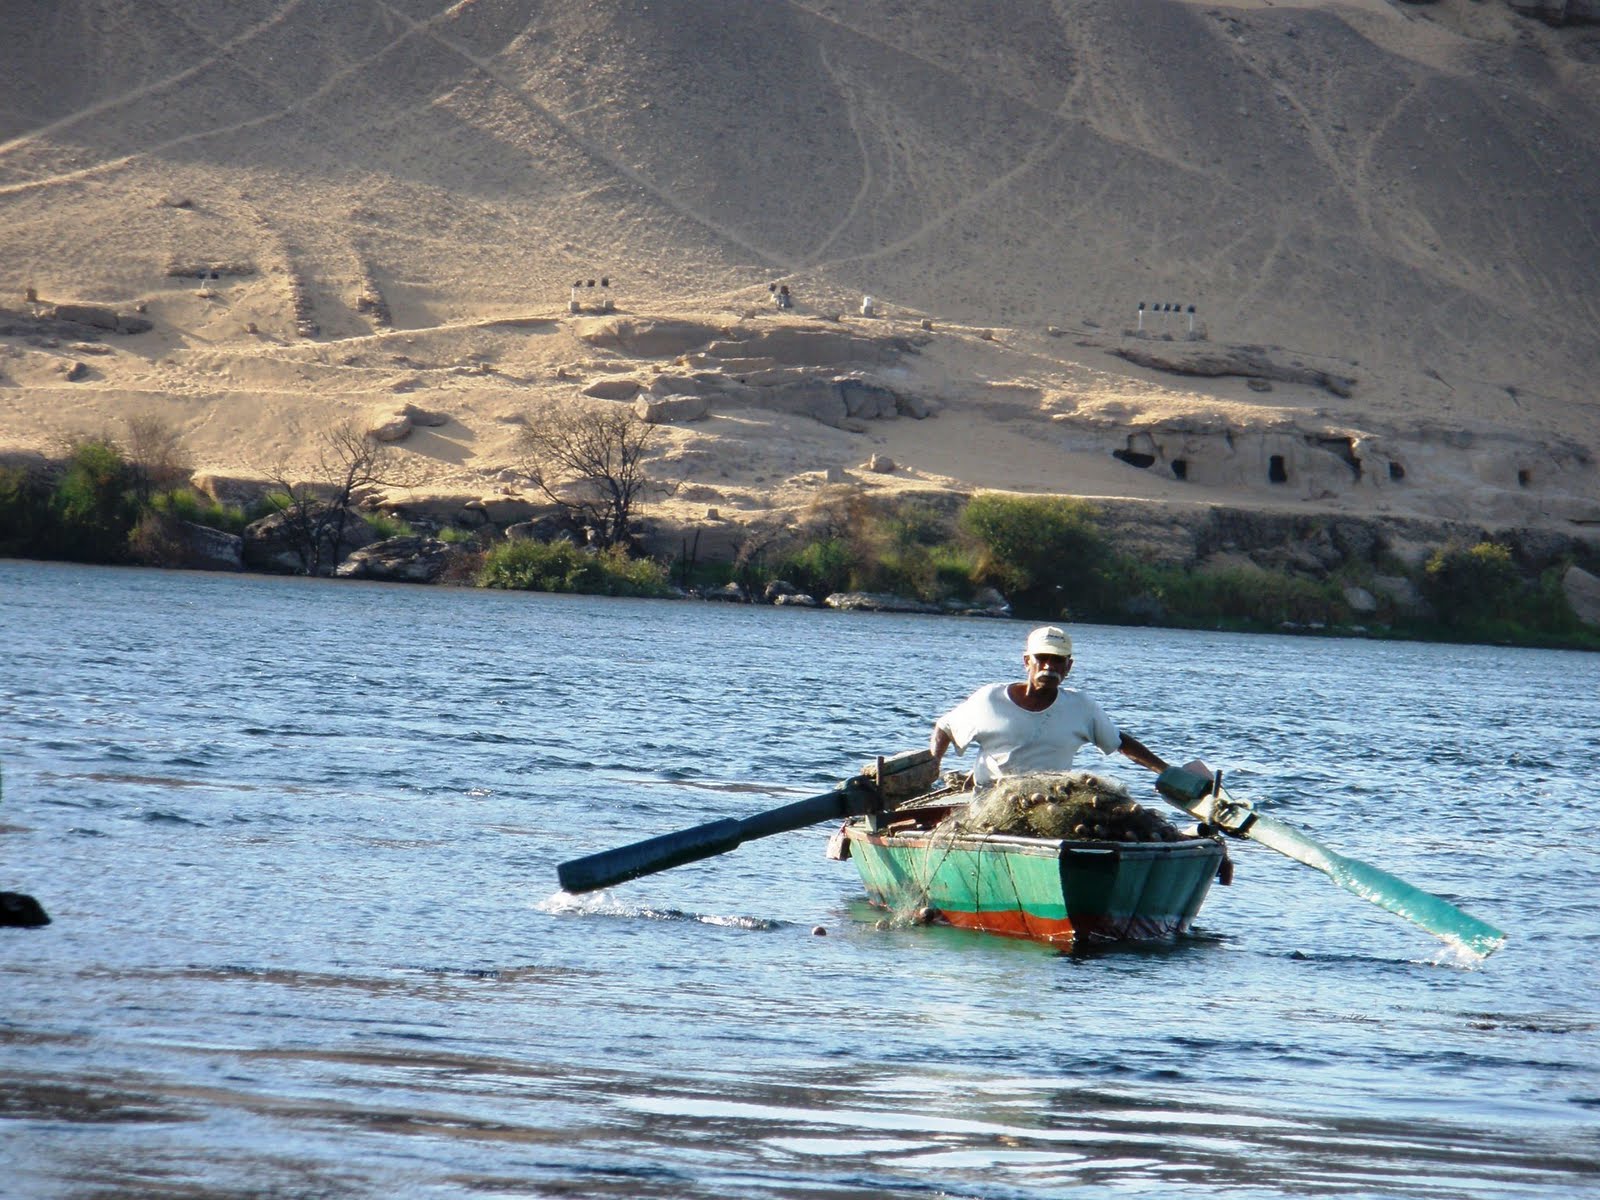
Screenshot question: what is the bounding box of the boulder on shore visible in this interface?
[1563,564,1600,626]
[243,504,379,575]
[335,535,455,583]
[169,520,244,571]
[824,591,942,614]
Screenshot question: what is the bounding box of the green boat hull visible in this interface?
[843,822,1224,946]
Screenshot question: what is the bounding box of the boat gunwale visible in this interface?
[843,821,1226,864]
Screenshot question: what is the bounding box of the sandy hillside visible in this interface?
[2,0,1598,541]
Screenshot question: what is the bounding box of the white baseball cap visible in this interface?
[1024,626,1073,659]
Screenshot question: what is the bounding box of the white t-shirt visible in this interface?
[938,684,1121,786]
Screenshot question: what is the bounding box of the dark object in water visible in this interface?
[0,891,50,928]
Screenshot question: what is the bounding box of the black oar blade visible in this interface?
[1155,767,1507,958]
[556,783,877,894]
[557,817,745,894]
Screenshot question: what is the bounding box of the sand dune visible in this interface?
[2,0,1597,539]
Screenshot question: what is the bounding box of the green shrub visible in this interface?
[0,464,54,556]
[1099,559,1345,629]
[436,526,478,545]
[960,493,1109,616]
[1174,565,1342,626]
[49,438,138,562]
[362,512,415,541]
[1415,547,1588,642]
[1421,542,1522,629]
[1519,566,1584,634]
[775,536,858,597]
[478,539,671,597]
[151,488,250,535]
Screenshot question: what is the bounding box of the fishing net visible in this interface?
[935,771,1186,843]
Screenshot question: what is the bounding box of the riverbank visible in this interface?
[6,439,1599,651]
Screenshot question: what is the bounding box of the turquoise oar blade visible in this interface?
[1155,766,1506,958]
[1244,812,1506,958]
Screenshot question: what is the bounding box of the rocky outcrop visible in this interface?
[761,580,823,606]
[242,505,379,575]
[574,316,733,358]
[334,535,455,583]
[173,521,244,571]
[584,376,644,400]
[0,304,150,338]
[824,591,942,614]
[49,303,152,335]
[569,317,934,429]
[1563,565,1600,625]
[0,892,49,928]
[1086,499,1600,594]
[506,513,580,542]
[1370,575,1431,619]
[757,372,931,428]
[190,471,267,508]
[1508,0,1600,24]
[1343,586,1379,615]
[1104,416,1597,522]
[960,586,1012,617]
[634,392,709,424]
[702,325,922,368]
[364,402,449,444]
[1111,344,1356,398]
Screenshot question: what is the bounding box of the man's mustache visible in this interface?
[1034,669,1063,685]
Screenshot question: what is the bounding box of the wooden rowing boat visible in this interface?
[558,749,1504,957]
[829,792,1225,947]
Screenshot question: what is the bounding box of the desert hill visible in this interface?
[2,0,1598,551]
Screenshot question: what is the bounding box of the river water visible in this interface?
[1,559,1597,1199]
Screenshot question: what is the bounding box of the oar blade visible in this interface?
[556,783,878,894]
[1254,819,1504,960]
[1246,814,1507,958]
[557,817,744,894]
[1153,766,1506,958]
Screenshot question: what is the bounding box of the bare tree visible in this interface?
[124,415,190,505]
[519,401,666,549]
[263,422,399,575]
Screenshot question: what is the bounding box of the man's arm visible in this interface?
[1117,732,1167,773]
[930,723,952,769]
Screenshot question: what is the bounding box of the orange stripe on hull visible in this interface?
[938,906,1076,945]
[932,906,1191,947]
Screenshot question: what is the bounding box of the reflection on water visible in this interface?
[2,561,1598,1198]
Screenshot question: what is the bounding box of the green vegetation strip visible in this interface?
[3,440,1594,650]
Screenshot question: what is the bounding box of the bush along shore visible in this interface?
[4,438,1600,650]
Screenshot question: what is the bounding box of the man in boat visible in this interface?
[929,625,1171,786]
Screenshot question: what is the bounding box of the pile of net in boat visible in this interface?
[935,771,1187,843]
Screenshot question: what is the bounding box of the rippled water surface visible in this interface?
[2,560,1598,1198]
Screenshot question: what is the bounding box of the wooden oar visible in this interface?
[557,749,941,894]
[557,779,880,893]
[1155,765,1507,957]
